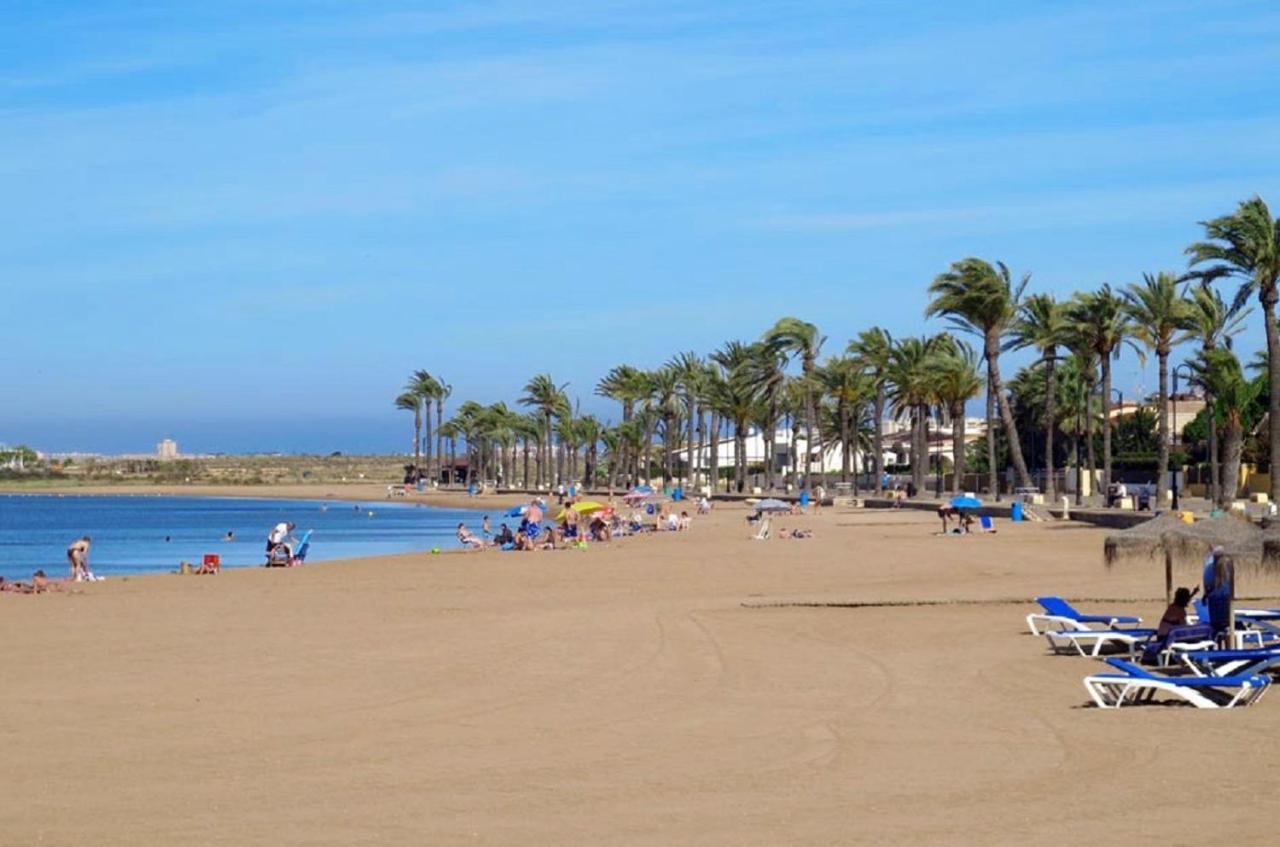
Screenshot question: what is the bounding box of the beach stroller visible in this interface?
[266,531,312,567]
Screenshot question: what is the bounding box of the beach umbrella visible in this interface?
[1103,512,1266,602]
[754,498,791,513]
[641,493,671,505]
[949,496,982,509]
[554,501,609,522]
[506,505,528,518]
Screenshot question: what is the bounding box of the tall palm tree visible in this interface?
[708,341,763,492]
[886,336,938,495]
[519,374,568,490]
[596,364,646,487]
[818,356,867,486]
[1187,196,1280,501]
[646,366,682,485]
[669,352,705,491]
[1067,285,1133,491]
[512,413,541,488]
[406,370,441,478]
[1123,272,1195,505]
[849,327,893,494]
[930,340,984,494]
[1184,283,1251,502]
[438,419,461,485]
[926,258,1033,495]
[765,317,826,489]
[1191,349,1257,506]
[1010,293,1070,500]
[434,382,452,484]
[395,391,422,469]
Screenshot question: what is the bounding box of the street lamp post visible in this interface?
[1171,364,1194,511]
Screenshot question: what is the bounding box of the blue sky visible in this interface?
[4,0,1279,454]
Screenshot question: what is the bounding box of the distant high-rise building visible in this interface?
[157,438,179,459]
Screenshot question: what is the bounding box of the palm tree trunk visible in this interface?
[803,373,814,489]
[985,379,998,498]
[839,399,851,483]
[1222,415,1243,506]
[951,402,965,494]
[413,408,422,470]
[436,399,445,484]
[1265,289,1280,502]
[764,400,777,490]
[912,406,926,495]
[873,384,885,494]
[1101,353,1112,491]
[423,408,433,483]
[1043,352,1057,501]
[1208,394,1220,505]
[1156,350,1170,504]
[709,411,720,494]
[1086,383,1097,498]
[988,334,1032,490]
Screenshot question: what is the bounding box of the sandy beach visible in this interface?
[4,496,1280,846]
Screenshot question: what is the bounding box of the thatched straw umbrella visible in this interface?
[1104,513,1263,602]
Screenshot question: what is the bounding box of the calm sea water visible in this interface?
[0,495,492,581]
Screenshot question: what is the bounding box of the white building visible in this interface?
[156,438,179,459]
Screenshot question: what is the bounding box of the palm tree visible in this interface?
[1191,349,1257,506]
[434,382,452,484]
[395,391,422,470]
[708,341,763,492]
[849,327,893,494]
[406,370,441,478]
[1184,283,1251,502]
[886,336,938,495]
[1123,272,1195,505]
[930,341,984,494]
[818,356,867,487]
[438,419,461,485]
[1010,293,1070,500]
[645,366,682,485]
[926,258,1033,495]
[596,364,646,487]
[765,317,826,489]
[519,374,568,490]
[1187,196,1280,501]
[1067,285,1133,492]
[669,352,705,491]
[512,413,541,488]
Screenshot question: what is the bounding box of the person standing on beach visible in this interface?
[267,522,295,558]
[66,536,91,581]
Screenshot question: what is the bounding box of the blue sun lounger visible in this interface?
[1179,647,1280,678]
[1026,596,1142,636]
[1083,658,1270,709]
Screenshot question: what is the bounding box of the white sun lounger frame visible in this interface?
[1083,669,1269,709]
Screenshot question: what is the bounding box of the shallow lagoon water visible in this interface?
[0,495,491,581]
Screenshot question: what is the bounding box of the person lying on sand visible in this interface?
[0,576,33,594]
[778,528,813,540]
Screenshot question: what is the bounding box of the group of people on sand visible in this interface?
[455,493,701,552]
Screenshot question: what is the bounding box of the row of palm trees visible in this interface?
[395,195,1279,504]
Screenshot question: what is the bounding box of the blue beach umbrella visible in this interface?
[949,496,982,510]
[754,498,791,513]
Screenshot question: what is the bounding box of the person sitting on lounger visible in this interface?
[1156,586,1196,639]
[457,523,484,549]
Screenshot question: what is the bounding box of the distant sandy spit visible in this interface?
[4,505,1279,846]
[0,482,555,511]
